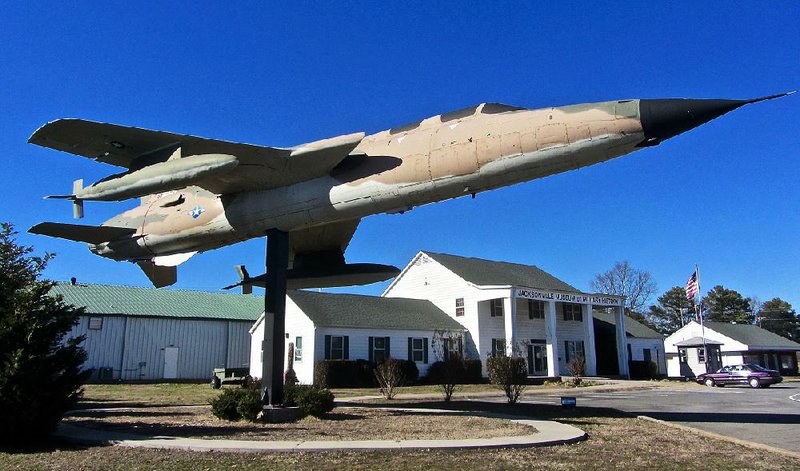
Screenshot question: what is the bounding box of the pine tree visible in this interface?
[647,286,695,334]
[0,223,89,446]
[758,298,798,340]
[703,285,753,324]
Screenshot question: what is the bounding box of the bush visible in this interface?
[463,359,484,384]
[425,358,466,401]
[397,359,419,385]
[210,383,262,422]
[314,360,374,388]
[285,384,335,418]
[566,356,586,387]
[487,356,528,404]
[284,368,298,386]
[374,358,406,399]
[0,224,90,445]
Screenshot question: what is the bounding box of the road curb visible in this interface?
[637,415,800,460]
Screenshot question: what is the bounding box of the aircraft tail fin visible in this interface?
[137,261,177,288]
[45,179,85,219]
[223,265,254,294]
[29,222,135,244]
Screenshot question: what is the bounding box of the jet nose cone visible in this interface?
[638,92,795,147]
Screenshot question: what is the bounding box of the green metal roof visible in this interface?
[423,252,578,291]
[593,310,664,339]
[49,282,264,321]
[705,322,800,349]
[288,290,462,331]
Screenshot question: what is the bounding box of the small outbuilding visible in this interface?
[53,282,263,381]
[665,321,800,378]
[248,290,464,384]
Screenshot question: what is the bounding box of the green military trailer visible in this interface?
[211,367,251,389]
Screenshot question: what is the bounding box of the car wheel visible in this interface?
[748,377,761,388]
[704,377,715,387]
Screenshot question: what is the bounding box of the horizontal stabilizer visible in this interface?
[223,262,400,291]
[29,222,135,244]
[137,261,177,288]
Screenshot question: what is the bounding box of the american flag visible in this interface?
[686,269,699,300]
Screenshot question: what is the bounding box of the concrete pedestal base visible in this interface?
[262,406,300,423]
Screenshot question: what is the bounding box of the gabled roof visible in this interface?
[49,282,263,321]
[704,322,800,349]
[592,311,664,339]
[422,251,578,291]
[287,290,462,331]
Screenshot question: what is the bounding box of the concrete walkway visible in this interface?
[54,407,586,453]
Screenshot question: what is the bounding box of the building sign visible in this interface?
[515,288,622,307]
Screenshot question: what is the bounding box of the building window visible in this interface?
[455,298,465,317]
[562,303,583,321]
[369,336,391,363]
[490,298,504,317]
[88,317,103,330]
[679,348,688,363]
[324,335,349,360]
[491,338,506,357]
[409,337,428,364]
[697,347,706,363]
[294,336,303,362]
[443,336,463,360]
[643,348,652,363]
[528,300,545,319]
[564,340,585,362]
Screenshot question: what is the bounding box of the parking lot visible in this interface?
[522,380,800,453]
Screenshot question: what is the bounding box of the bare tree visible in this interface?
[374,358,404,400]
[590,261,657,314]
[431,330,465,402]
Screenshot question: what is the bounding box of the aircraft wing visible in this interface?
[29,119,364,194]
[288,218,361,267]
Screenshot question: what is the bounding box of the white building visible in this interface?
[383,251,629,378]
[665,321,800,378]
[249,290,463,384]
[53,282,262,381]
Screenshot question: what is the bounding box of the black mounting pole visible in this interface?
[262,229,288,406]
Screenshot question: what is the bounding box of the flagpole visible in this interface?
[697,264,709,373]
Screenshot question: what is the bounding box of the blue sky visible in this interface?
[2,2,798,310]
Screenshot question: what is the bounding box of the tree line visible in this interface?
[591,261,799,340]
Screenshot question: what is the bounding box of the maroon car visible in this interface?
[697,364,783,388]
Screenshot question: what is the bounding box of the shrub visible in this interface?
[397,359,419,385]
[210,383,262,422]
[284,368,298,386]
[314,360,374,388]
[566,356,586,387]
[463,359,484,384]
[426,358,466,401]
[374,358,405,399]
[0,224,90,445]
[296,386,335,418]
[487,356,527,404]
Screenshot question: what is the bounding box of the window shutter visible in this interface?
[423,337,429,364]
[458,336,463,357]
[325,335,331,360]
[343,336,349,360]
[408,337,413,361]
[368,337,374,363]
[565,340,570,362]
[385,336,391,358]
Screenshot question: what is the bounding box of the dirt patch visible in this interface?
[64,406,534,441]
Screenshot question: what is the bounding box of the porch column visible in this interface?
[615,304,630,378]
[583,303,597,376]
[545,300,560,377]
[503,293,517,356]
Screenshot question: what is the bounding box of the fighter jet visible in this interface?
[29,93,793,288]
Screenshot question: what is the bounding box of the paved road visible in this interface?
[523,381,800,453]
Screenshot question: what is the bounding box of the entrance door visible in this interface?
[527,342,548,376]
[163,347,179,379]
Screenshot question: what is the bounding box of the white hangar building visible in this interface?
[382,251,630,378]
[249,290,463,384]
[53,282,263,381]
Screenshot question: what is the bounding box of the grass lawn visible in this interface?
[6,382,795,470]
